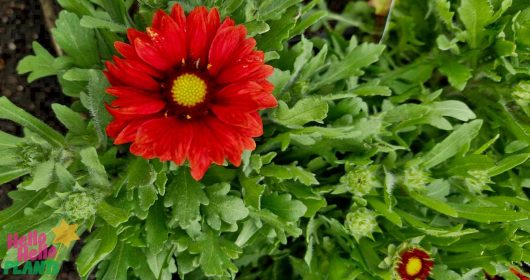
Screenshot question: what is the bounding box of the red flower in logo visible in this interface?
[104,4,277,180]
[396,248,434,280]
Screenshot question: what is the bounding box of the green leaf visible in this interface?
[62,68,91,81]
[434,0,455,29]
[272,98,329,129]
[439,61,472,91]
[97,201,130,227]
[52,11,99,67]
[0,190,47,226]
[448,203,529,223]
[299,44,328,81]
[52,104,87,134]
[146,201,168,253]
[138,184,158,211]
[190,228,241,277]
[240,175,265,209]
[86,70,113,145]
[409,192,458,217]
[384,104,431,125]
[17,42,59,82]
[249,208,303,243]
[0,97,65,147]
[260,163,318,185]
[76,225,118,277]
[255,6,297,51]
[164,168,209,228]
[80,16,127,33]
[487,153,530,176]
[204,183,249,230]
[126,158,156,190]
[218,0,244,16]
[366,198,402,227]
[80,147,110,187]
[350,85,392,97]
[244,21,270,36]
[396,210,478,237]
[431,100,476,121]
[314,43,385,88]
[258,0,301,21]
[99,242,135,280]
[57,0,94,16]
[0,168,30,185]
[99,0,130,25]
[421,120,483,169]
[23,160,55,191]
[261,193,307,222]
[457,0,493,48]
[0,131,22,149]
[291,10,327,37]
[283,36,314,92]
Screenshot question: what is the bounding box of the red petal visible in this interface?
[206,8,221,39]
[159,13,187,65]
[115,42,139,59]
[216,58,274,84]
[114,119,149,144]
[187,7,208,63]
[214,81,277,111]
[151,10,166,30]
[105,61,160,91]
[127,28,149,43]
[107,86,158,98]
[134,38,173,71]
[110,93,166,115]
[170,3,186,27]
[210,106,263,136]
[106,119,128,138]
[113,56,163,84]
[208,25,247,75]
[131,117,193,165]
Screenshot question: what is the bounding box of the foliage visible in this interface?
[1,0,530,279]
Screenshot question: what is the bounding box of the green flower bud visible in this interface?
[16,142,50,168]
[403,167,430,192]
[340,167,376,196]
[344,208,378,241]
[513,81,530,103]
[464,170,493,194]
[63,193,97,222]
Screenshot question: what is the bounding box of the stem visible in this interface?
[379,0,396,44]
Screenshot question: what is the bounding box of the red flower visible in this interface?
[396,248,434,280]
[104,4,277,180]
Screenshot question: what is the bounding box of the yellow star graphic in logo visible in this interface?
[51,219,80,247]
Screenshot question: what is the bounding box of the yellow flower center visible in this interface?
[406,257,422,276]
[171,73,207,107]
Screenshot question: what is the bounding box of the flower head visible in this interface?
[104,4,277,180]
[63,192,97,222]
[464,170,493,194]
[340,166,377,196]
[344,207,378,241]
[403,167,431,192]
[395,248,434,280]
